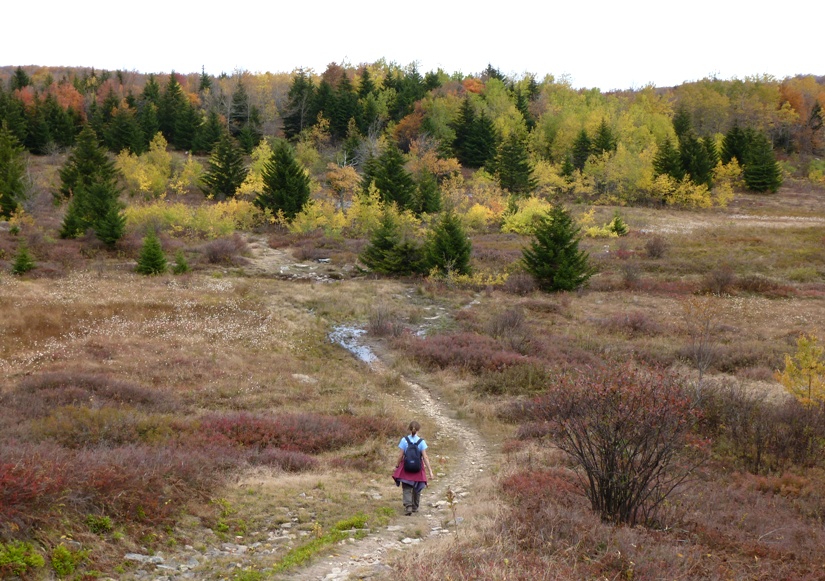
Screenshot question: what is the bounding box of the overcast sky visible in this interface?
[3,0,822,90]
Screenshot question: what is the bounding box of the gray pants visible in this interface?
[402,483,421,513]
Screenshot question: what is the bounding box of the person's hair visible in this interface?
[408,421,421,435]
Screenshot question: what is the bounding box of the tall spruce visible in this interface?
[672,106,692,139]
[282,70,316,140]
[373,144,417,210]
[414,171,442,215]
[743,131,782,193]
[201,131,247,198]
[60,179,124,241]
[158,73,188,148]
[571,129,592,172]
[592,118,618,154]
[58,125,118,200]
[721,124,750,165]
[452,97,498,168]
[0,121,27,218]
[424,210,472,276]
[679,131,714,188]
[495,131,537,195]
[256,139,311,221]
[653,138,685,181]
[522,204,593,292]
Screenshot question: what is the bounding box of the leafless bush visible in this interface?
[620,261,641,289]
[644,235,668,259]
[602,311,662,337]
[201,233,248,265]
[503,272,537,295]
[702,264,736,294]
[367,303,406,337]
[681,296,722,384]
[486,307,531,353]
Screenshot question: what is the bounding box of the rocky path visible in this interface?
[287,350,488,580]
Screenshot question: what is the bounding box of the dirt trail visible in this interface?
[287,347,488,581]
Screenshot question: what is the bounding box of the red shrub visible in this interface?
[400,332,532,372]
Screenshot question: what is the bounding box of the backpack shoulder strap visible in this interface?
[404,436,413,447]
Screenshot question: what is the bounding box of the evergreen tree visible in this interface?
[229,81,262,151]
[198,66,212,94]
[58,125,118,200]
[172,250,190,274]
[60,180,123,240]
[451,97,499,168]
[652,137,684,180]
[42,94,76,149]
[360,154,379,196]
[513,87,535,131]
[414,171,442,215]
[0,122,27,218]
[158,73,188,147]
[10,67,31,91]
[283,70,316,140]
[138,103,160,150]
[721,123,750,165]
[495,131,537,195]
[358,68,377,99]
[330,75,360,141]
[522,205,594,292]
[201,132,247,198]
[359,209,424,275]
[672,106,692,139]
[424,210,472,276]
[194,110,224,154]
[592,118,617,154]
[24,102,52,155]
[94,196,126,247]
[609,211,629,236]
[571,129,592,172]
[175,103,201,151]
[373,144,417,210]
[135,230,167,275]
[704,136,719,169]
[11,243,35,275]
[141,74,161,106]
[451,96,476,165]
[105,105,144,154]
[0,89,29,144]
[743,131,782,193]
[256,139,311,220]
[679,131,714,188]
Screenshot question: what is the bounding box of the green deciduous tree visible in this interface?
[425,209,472,276]
[0,121,27,218]
[201,132,247,198]
[522,205,593,292]
[256,139,311,220]
[776,334,825,407]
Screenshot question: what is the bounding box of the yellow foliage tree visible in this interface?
[501,196,554,235]
[776,334,825,407]
[236,140,272,198]
[116,133,172,199]
[325,163,360,210]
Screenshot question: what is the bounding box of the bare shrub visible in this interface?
[602,311,662,337]
[644,235,668,259]
[522,362,704,526]
[367,303,406,337]
[681,296,722,384]
[503,272,536,295]
[619,261,641,289]
[702,264,736,294]
[249,448,318,472]
[485,307,531,352]
[736,274,786,296]
[474,362,548,395]
[201,233,248,265]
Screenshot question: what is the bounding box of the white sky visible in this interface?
[3,0,822,90]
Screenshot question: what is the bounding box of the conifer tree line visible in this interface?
[1,63,823,229]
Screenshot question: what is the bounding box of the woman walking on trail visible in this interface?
[392,421,435,516]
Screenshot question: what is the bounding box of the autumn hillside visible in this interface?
[1,62,825,580]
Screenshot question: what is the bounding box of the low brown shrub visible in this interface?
[502,272,536,295]
[474,363,548,396]
[485,307,531,353]
[601,311,662,337]
[702,264,736,294]
[201,233,248,265]
[367,304,406,337]
[644,235,668,258]
[249,448,318,472]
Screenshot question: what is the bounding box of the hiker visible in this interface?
[392,420,435,515]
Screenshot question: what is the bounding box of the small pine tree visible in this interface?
[592,118,617,154]
[679,131,714,188]
[201,132,248,198]
[609,211,629,236]
[373,144,417,210]
[11,243,35,275]
[58,125,118,200]
[360,209,424,275]
[255,139,311,221]
[414,171,442,215]
[95,202,126,248]
[522,205,594,292]
[721,123,750,165]
[425,210,472,276]
[672,106,692,139]
[172,250,190,274]
[135,230,167,275]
